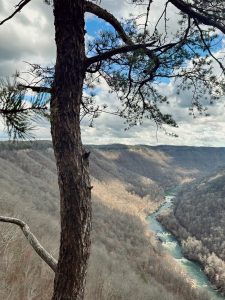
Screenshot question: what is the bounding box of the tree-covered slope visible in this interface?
[1,141,224,299]
[158,167,225,294]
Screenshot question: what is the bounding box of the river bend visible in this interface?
[147,192,224,300]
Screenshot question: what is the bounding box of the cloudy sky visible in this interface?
[0,0,225,146]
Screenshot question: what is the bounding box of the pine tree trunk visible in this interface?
[51,1,91,299]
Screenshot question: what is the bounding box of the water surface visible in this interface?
[147,193,224,300]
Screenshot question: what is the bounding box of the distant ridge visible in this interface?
[1,141,225,187]
[1,140,225,150]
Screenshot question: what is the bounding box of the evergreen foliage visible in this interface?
[0,77,49,139]
[0,0,224,138]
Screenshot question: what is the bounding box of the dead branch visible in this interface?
[0,0,32,26]
[0,216,57,272]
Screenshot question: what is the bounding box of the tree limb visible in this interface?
[85,1,132,45]
[0,216,57,272]
[85,1,160,75]
[18,84,52,93]
[0,0,32,26]
[86,41,156,67]
[0,106,47,115]
[194,20,225,73]
[169,0,225,34]
[144,0,153,35]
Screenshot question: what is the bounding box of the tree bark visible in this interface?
[51,1,91,299]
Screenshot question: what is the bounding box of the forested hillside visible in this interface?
[158,168,225,294]
[0,141,224,299]
[90,144,225,188]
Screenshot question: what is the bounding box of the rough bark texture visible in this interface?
[51,0,91,299]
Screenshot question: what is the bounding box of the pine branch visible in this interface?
[86,41,156,67]
[85,1,160,73]
[0,216,57,272]
[0,106,47,114]
[0,77,50,139]
[194,21,225,73]
[85,1,133,45]
[169,0,225,34]
[18,84,52,93]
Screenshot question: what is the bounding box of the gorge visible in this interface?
[1,141,225,299]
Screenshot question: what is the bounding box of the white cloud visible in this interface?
[0,0,55,76]
[0,0,225,147]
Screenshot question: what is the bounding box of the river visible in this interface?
[147,191,225,300]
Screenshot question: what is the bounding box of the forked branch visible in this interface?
[85,1,160,74]
[0,216,57,272]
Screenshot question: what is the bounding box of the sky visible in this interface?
[0,0,225,146]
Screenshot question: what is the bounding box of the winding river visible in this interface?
[147,191,225,300]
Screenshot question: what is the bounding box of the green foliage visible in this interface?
[86,14,224,133]
[1,0,225,138]
[0,77,50,139]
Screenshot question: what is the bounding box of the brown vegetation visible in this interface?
[0,141,219,299]
[158,168,225,294]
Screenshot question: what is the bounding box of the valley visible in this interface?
[150,191,224,300]
[159,168,225,296]
[1,141,225,299]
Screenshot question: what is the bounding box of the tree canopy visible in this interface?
[0,0,224,139]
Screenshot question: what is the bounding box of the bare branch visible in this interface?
[0,106,47,115]
[0,216,57,272]
[0,0,32,26]
[144,0,153,35]
[194,20,225,73]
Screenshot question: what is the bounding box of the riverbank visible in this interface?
[148,193,225,300]
[158,209,225,298]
